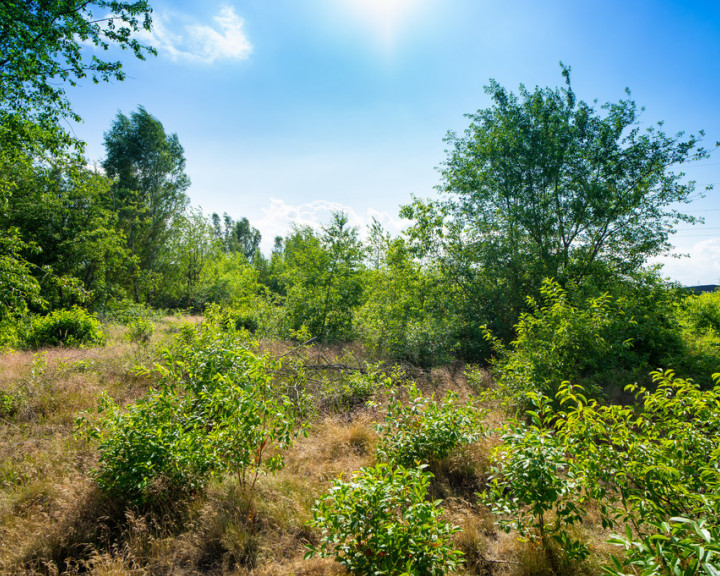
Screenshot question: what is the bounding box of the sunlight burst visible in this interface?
[342,0,423,50]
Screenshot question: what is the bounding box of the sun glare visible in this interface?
[341,0,423,51]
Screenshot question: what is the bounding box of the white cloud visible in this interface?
[144,6,252,64]
[651,238,720,286]
[255,198,405,253]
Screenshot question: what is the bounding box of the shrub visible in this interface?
[482,393,588,566]
[84,389,213,505]
[125,317,155,344]
[556,371,720,576]
[485,279,628,405]
[672,290,720,384]
[375,382,483,468]
[321,370,383,412]
[82,307,307,505]
[97,299,159,325]
[306,463,463,575]
[24,307,105,348]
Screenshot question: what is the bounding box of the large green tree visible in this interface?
[0,159,130,309]
[211,212,262,261]
[0,1,154,318]
[281,213,365,342]
[0,0,154,148]
[402,67,710,342]
[102,107,190,302]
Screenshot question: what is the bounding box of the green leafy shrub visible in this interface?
[672,290,720,384]
[0,318,21,349]
[24,307,105,348]
[306,462,463,575]
[321,370,383,412]
[486,279,628,404]
[483,393,588,565]
[375,382,483,468]
[97,299,160,325]
[606,516,720,576]
[125,317,155,344]
[84,388,213,504]
[555,371,720,576]
[679,290,720,333]
[82,307,306,505]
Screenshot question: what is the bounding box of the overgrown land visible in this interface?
[2,3,720,575]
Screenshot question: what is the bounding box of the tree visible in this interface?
[102,107,190,302]
[0,1,154,320]
[282,213,365,341]
[402,66,709,342]
[156,207,219,309]
[211,212,262,260]
[0,158,131,309]
[0,1,154,147]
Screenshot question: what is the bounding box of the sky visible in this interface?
[68,0,720,285]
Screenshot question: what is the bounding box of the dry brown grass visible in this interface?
[0,323,614,576]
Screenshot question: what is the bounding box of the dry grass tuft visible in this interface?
[288,413,377,483]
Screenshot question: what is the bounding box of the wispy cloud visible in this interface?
[255,198,405,253]
[145,6,252,64]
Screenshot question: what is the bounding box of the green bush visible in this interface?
[24,307,105,348]
[486,279,628,405]
[82,307,306,505]
[375,382,483,468]
[125,317,155,344]
[84,388,213,504]
[556,372,720,576]
[320,370,383,412]
[483,393,588,564]
[97,299,160,325]
[672,291,720,384]
[306,462,463,575]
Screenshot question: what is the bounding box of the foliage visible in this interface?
[375,382,482,468]
[281,213,365,342]
[402,66,709,341]
[155,206,219,309]
[306,463,463,575]
[605,516,720,576]
[673,290,720,383]
[126,317,154,344]
[97,298,159,324]
[679,290,720,333]
[83,307,306,505]
[0,229,43,321]
[356,232,459,367]
[0,0,154,152]
[24,307,106,348]
[211,212,262,261]
[483,393,589,563]
[83,386,214,504]
[320,369,384,413]
[0,156,131,309]
[102,106,190,303]
[555,372,720,576]
[486,279,628,404]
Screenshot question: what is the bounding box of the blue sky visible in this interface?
[69,0,720,285]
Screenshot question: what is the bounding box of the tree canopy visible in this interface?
[0,1,154,136]
[102,106,190,302]
[402,66,709,338]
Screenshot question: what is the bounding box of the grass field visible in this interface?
[0,317,619,576]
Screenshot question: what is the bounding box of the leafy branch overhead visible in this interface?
[0,1,155,127]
